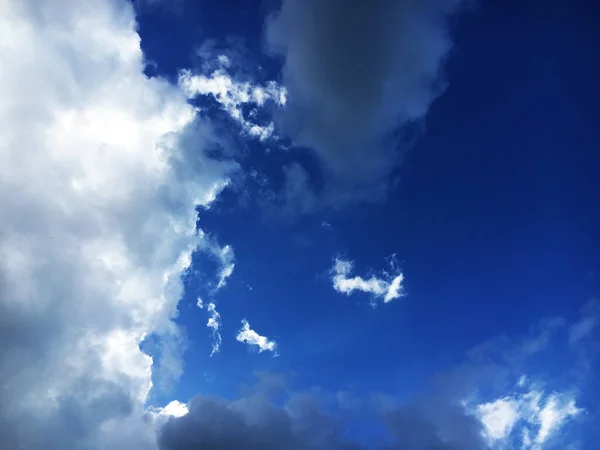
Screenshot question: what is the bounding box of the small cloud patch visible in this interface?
[236,319,277,354]
[331,256,404,303]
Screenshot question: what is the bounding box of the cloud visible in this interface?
[149,400,189,420]
[157,308,597,450]
[331,257,404,303]
[179,57,287,142]
[569,301,599,345]
[206,303,223,356]
[265,0,466,199]
[196,299,223,356]
[474,389,581,449]
[158,393,361,450]
[236,319,278,353]
[0,0,236,448]
[215,244,235,291]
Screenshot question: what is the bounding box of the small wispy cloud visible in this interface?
[196,235,236,292]
[197,298,222,356]
[236,319,277,354]
[331,256,404,303]
[179,57,286,142]
[215,244,235,291]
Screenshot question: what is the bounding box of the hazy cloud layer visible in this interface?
[266,0,465,201]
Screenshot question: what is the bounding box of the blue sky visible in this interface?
[0,0,598,449]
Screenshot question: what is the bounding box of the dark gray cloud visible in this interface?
[158,391,485,450]
[265,0,465,201]
[158,394,363,450]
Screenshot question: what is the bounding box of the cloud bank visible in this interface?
[0,0,236,448]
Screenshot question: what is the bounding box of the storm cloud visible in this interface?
[266,0,465,197]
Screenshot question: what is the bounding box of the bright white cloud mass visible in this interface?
[473,386,581,449]
[331,257,405,303]
[0,0,234,447]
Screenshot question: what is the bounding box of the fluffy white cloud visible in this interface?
[474,388,581,450]
[148,400,189,421]
[0,0,236,448]
[179,58,287,142]
[236,319,277,353]
[331,257,404,303]
[476,397,521,441]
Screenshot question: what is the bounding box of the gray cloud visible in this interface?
[265,0,465,202]
[157,391,482,450]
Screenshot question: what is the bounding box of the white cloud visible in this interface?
[472,386,582,449]
[331,257,404,303]
[0,0,236,448]
[206,302,222,356]
[196,299,223,357]
[149,400,189,420]
[236,319,277,353]
[535,394,581,447]
[179,58,286,142]
[215,244,235,291]
[477,397,521,440]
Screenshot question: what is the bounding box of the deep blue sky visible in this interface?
[136,0,599,446]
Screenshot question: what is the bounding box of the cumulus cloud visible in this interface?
[265,0,465,203]
[179,58,287,141]
[331,257,404,303]
[236,319,278,353]
[0,0,236,448]
[474,389,581,449]
[149,400,189,421]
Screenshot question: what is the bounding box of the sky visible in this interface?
[0,0,599,449]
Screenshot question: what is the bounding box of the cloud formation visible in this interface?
[157,305,597,450]
[0,0,236,448]
[179,57,287,142]
[473,385,581,449]
[236,319,278,353]
[197,299,223,356]
[331,257,404,303]
[265,0,465,200]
